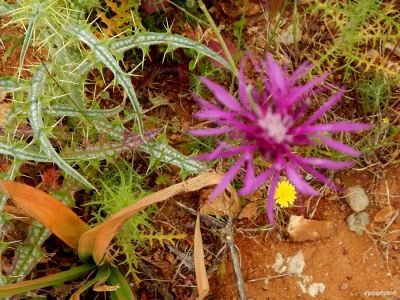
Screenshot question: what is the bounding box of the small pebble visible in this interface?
[345,186,369,212]
[340,282,349,290]
[346,212,370,235]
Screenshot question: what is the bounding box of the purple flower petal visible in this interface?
[289,61,313,82]
[208,156,246,200]
[265,53,287,92]
[297,162,339,190]
[302,122,371,133]
[289,153,353,170]
[195,144,249,161]
[285,73,329,108]
[190,127,231,136]
[267,172,279,224]
[200,77,243,112]
[285,165,318,196]
[317,135,361,156]
[304,89,345,125]
[239,167,274,195]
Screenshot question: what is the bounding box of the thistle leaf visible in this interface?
[19,3,42,77]
[110,32,233,72]
[139,142,207,174]
[66,24,144,137]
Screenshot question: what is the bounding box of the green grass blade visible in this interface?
[18,3,42,77]
[139,142,207,174]
[110,32,233,72]
[0,264,95,297]
[108,266,136,300]
[66,24,144,137]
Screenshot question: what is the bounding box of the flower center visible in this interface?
[258,112,290,143]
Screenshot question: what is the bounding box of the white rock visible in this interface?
[347,212,370,235]
[345,186,369,212]
[287,251,305,275]
[308,283,326,297]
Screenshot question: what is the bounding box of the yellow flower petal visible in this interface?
[274,180,296,208]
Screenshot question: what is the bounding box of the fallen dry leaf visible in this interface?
[200,184,241,217]
[0,180,89,249]
[287,215,336,242]
[78,171,224,264]
[194,214,209,300]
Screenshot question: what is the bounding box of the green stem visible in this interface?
[197,0,238,76]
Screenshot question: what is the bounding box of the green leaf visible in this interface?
[108,266,136,300]
[70,264,110,300]
[0,264,95,297]
[110,32,233,72]
[19,3,42,77]
[139,142,207,174]
[66,24,144,137]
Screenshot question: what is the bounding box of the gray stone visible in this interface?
[347,212,370,235]
[345,186,369,212]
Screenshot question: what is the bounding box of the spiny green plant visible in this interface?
[306,0,400,80]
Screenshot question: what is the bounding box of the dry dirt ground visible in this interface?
[212,167,400,300]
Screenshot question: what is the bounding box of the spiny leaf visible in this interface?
[139,142,207,174]
[0,141,50,162]
[66,24,144,137]
[62,129,160,160]
[0,180,89,249]
[110,32,233,71]
[0,77,22,92]
[45,104,124,118]
[18,3,42,78]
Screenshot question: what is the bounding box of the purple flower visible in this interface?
[191,53,371,223]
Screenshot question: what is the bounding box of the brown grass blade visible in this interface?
[78,171,223,264]
[0,180,89,249]
[194,214,209,300]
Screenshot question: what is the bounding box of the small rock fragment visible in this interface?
[287,215,336,241]
[308,283,326,297]
[374,206,397,223]
[340,282,349,290]
[347,212,370,235]
[287,251,305,275]
[345,186,369,212]
[272,253,286,274]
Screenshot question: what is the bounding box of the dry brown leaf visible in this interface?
[238,200,263,220]
[0,102,12,128]
[78,171,223,264]
[93,282,120,292]
[0,180,89,249]
[200,184,241,217]
[194,214,209,300]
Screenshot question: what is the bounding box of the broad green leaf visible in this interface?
[0,264,95,297]
[110,32,233,72]
[78,171,223,264]
[66,24,144,137]
[0,180,89,249]
[108,266,136,300]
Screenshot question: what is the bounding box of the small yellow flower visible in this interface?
[274,180,297,208]
[382,117,389,125]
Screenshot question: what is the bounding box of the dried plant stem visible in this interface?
[225,217,247,300]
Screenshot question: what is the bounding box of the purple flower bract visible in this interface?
[191,53,371,223]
